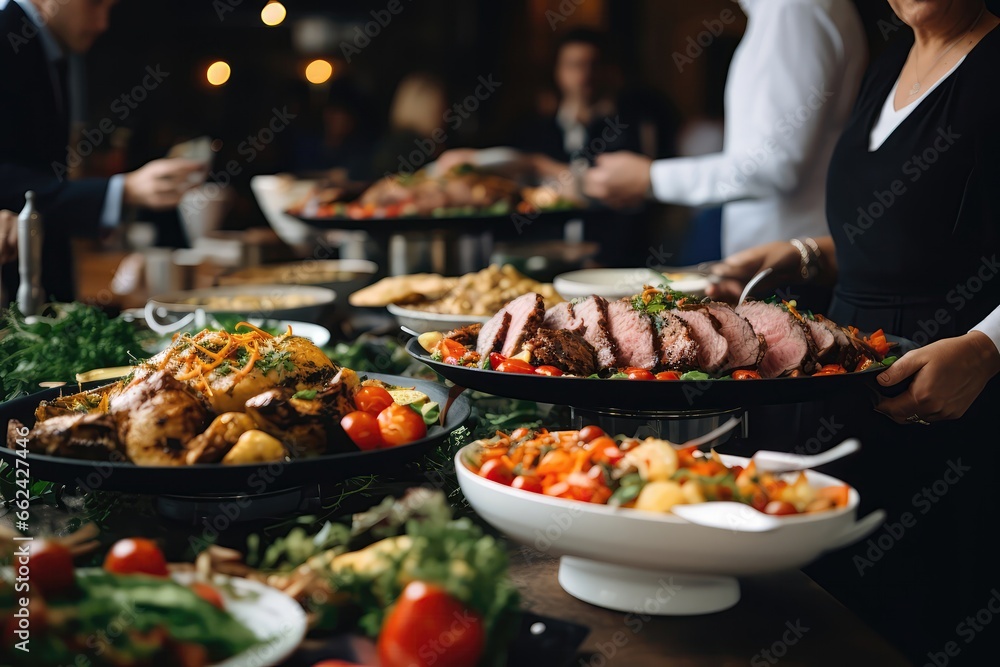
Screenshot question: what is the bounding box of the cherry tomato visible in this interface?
[732,370,762,380]
[103,538,169,577]
[311,662,365,667]
[190,582,225,610]
[534,365,564,377]
[437,339,468,365]
[677,444,700,467]
[577,425,605,443]
[511,475,543,493]
[623,367,655,380]
[27,540,75,597]
[588,436,621,464]
[377,404,427,446]
[764,501,799,515]
[341,411,385,451]
[813,364,847,376]
[655,371,681,380]
[378,581,485,667]
[496,359,536,374]
[489,352,506,370]
[354,386,394,415]
[687,461,727,477]
[479,459,514,486]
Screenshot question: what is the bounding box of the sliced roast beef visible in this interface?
[704,302,766,372]
[736,301,814,378]
[673,308,729,373]
[500,293,546,357]
[543,302,583,332]
[475,310,511,359]
[815,315,856,366]
[444,322,482,348]
[804,319,836,361]
[524,328,598,376]
[654,311,700,370]
[606,300,659,370]
[572,296,618,369]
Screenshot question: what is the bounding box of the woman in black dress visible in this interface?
[710,1,1000,662]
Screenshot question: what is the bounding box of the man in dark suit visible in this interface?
[0,0,203,302]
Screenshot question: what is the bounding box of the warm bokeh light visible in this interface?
[305,59,333,85]
[206,61,231,86]
[261,1,286,27]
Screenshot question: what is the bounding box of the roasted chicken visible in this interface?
[20,325,362,466]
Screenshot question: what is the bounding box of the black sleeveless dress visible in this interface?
[802,25,1000,665]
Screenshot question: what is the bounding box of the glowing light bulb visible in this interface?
[206,61,231,86]
[261,1,286,27]
[305,59,333,85]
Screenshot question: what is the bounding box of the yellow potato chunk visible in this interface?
[635,481,686,513]
[222,429,288,464]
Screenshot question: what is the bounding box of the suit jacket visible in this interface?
[1,0,109,302]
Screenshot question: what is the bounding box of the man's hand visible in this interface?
[123,159,206,210]
[875,332,1000,424]
[583,152,652,209]
[0,210,17,264]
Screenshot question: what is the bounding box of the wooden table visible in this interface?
[507,549,912,667]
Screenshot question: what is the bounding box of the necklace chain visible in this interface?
[908,4,986,97]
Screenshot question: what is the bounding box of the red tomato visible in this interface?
[732,370,762,380]
[655,371,681,380]
[496,359,536,374]
[103,538,169,577]
[377,404,427,446]
[354,386,395,415]
[479,459,514,486]
[511,475,543,493]
[577,425,605,443]
[341,411,385,451]
[813,364,847,376]
[534,365,564,377]
[488,352,506,370]
[27,540,75,597]
[764,501,799,515]
[311,662,365,667]
[378,581,484,667]
[588,436,621,464]
[437,339,468,365]
[677,444,700,467]
[190,582,225,610]
[687,461,727,477]
[623,367,655,380]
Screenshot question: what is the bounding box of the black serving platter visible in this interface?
[0,373,470,495]
[288,207,596,233]
[406,336,914,412]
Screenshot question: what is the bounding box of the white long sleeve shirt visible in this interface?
[650,0,868,257]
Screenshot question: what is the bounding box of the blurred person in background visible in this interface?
[370,72,450,178]
[290,78,377,182]
[0,210,15,265]
[0,0,204,303]
[583,0,868,268]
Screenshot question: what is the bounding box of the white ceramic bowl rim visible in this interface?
[150,284,337,313]
[386,303,493,324]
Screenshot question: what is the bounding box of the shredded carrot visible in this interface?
[235,321,274,338]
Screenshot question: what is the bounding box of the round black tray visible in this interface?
[406,337,910,411]
[0,373,469,495]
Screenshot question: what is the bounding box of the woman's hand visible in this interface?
[705,240,802,304]
[876,331,1000,424]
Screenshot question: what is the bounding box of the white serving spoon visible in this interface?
[671,501,783,532]
[677,416,742,450]
[751,438,860,474]
[737,267,773,307]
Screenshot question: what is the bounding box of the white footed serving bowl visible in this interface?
[456,447,884,615]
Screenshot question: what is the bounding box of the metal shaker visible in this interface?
[16,191,45,316]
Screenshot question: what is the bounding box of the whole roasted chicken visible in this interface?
[8,325,360,466]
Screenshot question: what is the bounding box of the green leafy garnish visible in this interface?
[680,371,711,381]
[293,389,318,400]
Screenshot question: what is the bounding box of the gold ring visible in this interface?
[906,414,931,426]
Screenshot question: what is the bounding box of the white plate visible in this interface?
[553,268,711,301]
[125,310,332,349]
[456,446,884,615]
[170,571,307,667]
[387,303,491,334]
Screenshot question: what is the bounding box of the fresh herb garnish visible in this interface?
[257,350,295,375]
[292,389,318,400]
